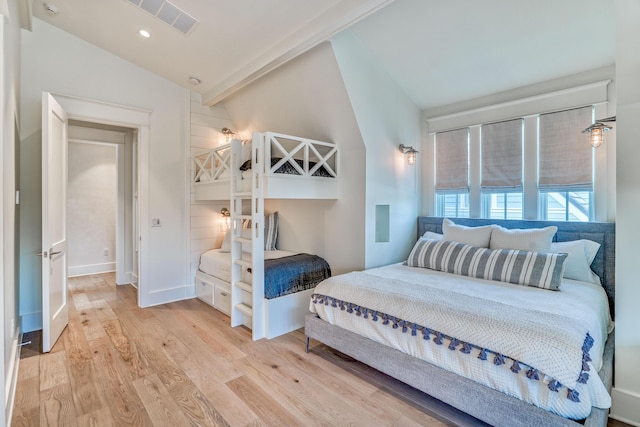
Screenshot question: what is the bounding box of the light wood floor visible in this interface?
[10,273,630,427]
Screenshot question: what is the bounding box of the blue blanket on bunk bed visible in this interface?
[264,254,331,299]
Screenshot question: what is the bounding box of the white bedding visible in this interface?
[198,248,295,282]
[310,263,613,420]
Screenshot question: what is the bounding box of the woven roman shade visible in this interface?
[481,119,522,193]
[435,128,469,194]
[539,107,593,192]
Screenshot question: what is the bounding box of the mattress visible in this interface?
[198,248,295,283]
[310,263,613,420]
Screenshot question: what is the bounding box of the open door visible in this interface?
[42,92,69,353]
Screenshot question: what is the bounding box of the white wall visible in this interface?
[189,92,235,284]
[1,0,22,423]
[67,141,117,276]
[331,30,421,268]
[223,42,366,274]
[611,1,640,424]
[19,17,190,323]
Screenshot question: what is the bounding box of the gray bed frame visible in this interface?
[305,217,615,427]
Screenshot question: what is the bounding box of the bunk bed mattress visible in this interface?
[199,249,295,283]
[310,263,613,420]
[199,250,331,299]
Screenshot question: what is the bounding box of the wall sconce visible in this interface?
[399,144,418,165]
[221,127,236,143]
[220,207,231,228]
[582,116,615,148]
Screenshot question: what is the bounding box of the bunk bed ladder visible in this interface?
[229,136,265,340]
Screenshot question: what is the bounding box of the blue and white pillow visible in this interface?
[264,211,279,251]
[407,239,567,291]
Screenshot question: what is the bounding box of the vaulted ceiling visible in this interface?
[31,0,616,110]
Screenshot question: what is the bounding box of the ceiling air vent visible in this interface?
[126,0,199,36]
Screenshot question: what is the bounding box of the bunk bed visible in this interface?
[305,217,615,427]
[193,131,338,200]
[192,131,338,340]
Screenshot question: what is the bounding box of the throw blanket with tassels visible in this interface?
[310,268,611,418]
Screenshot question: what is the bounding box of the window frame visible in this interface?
[424,85,611,222]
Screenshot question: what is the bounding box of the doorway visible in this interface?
[66,120,138,286]
[52,93,150,309]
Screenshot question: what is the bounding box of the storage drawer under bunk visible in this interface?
[195,280,214,306]
[195,274,231,316]
[213,286,231,316]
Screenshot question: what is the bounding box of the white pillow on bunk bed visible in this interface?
[219,211,279,252]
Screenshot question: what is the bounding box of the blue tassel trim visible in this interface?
[311,293,591,403]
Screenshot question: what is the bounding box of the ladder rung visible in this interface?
[234,259,251,268]
[233,192,251,197]
[236,215,252,220]
[236,281,253,293]
[234,237,251,244]
[235,303,253,317]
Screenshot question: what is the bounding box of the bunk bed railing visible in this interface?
[262,132,337,178]
[193,143,231,183]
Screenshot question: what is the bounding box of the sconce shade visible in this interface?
[582,116,615,148]
[399,144,418,165]
[221,127,236,143]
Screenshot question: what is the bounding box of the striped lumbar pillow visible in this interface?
[407,239,567,291]
[264,211,279,251]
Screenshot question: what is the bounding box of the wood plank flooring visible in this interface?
[10,273,630,426]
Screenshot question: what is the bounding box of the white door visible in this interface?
[42,92,69,353]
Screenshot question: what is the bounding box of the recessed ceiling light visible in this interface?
[138,29,151,38]
[43,2,60,15]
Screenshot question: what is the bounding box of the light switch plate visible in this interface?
[152,217,161,227]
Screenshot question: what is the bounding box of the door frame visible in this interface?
[52,93,150,308]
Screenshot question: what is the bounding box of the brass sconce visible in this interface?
[399,144,418,165]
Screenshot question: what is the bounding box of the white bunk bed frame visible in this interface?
[193,132,338,340]
[193,131,338,201]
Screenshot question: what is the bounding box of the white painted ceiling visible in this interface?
[349,0,616,110]
[32,0,616,110]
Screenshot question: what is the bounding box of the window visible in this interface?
[480,119,523,220]
[434,128,469,218]
[429,104,602,222]
[437,193,470,218]
[483,193,522,219]
[541,191,592,222]
[538,107,594,222]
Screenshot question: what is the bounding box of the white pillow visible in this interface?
[220,229,231,252]
[442,218,493,248]
[219,228,254,252]
[551,239,601,284]
[421,231,443,240]
[490,225,557,252]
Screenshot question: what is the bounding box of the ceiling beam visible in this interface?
[201,0,394,106]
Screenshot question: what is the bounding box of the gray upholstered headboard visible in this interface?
[417,217,616,317]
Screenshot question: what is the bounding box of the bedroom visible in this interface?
[1,0,638,425]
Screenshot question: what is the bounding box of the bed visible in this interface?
[305,217,615,427]
[192,131,338,200]
[196,246,331,339]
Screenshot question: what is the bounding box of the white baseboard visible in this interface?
[611,387,640,426]
[21,312,42,333]
[68,262,116,277]
[140,284,193,308]
[5,329,20,427]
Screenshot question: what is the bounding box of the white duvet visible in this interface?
[310,263,613,420]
